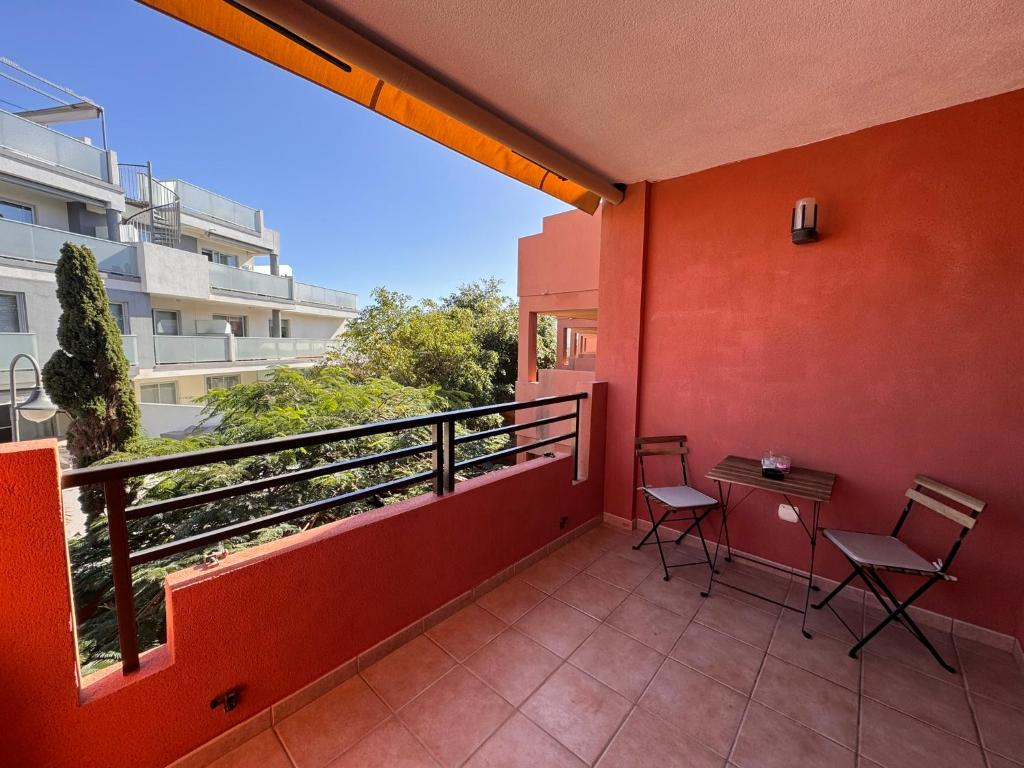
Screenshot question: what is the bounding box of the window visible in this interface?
[0,292,26,333]
[269,318,291,338]
[213,314,246,337]
[153,310,180,335]
[203,248,238,267]
[0,200,34,224]
[108,302,129,334]
[139,382,177,404]
[206,374,240,392]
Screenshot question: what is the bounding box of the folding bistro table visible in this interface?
[701,455,837,638]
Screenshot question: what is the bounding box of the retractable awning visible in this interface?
[137,0,623,213]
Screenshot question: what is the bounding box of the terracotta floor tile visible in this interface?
[209,730,293,768]
[670,622,765,695]
[425,604,506,662]
[554,572,630,620]
[550,537,607,570]
[276,675,391,768]
[712,561,790,615]
[399,667,513,767]
[633,570,705,619]
[785,582,863,643]
[476,577,546,623]
[694,594,778,649]
[465,628,560,706]
[361,635,456,710]
[972,695,1024,763]
[731,701,855,768]
[859,698,985,768]
[326,718,439,768]
[638,659,746,756]
[586,551,655,590]
[614,537,669,567]
[464,713,586,768]
[569,625,665,700]
[515,597,600,658]
[862,611,961,683]
[751,656,858,748]
[985,752,1024,768]
[596,707,724,768]
[606,594,690,653]
[578,525,634,552]
[862,653,976,741]
[961,650,1024,710]
[519,556,581,594]
[521,664,631,764]
[767,612,860,691]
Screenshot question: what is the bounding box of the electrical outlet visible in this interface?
[777,504,799,523]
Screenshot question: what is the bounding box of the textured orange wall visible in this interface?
[623,90,1024,635]
[0,385,606,767]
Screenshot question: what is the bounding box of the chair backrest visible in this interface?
[635,435,689,487]
[894,475,986,572]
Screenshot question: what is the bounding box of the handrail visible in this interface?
[61,392,588,674]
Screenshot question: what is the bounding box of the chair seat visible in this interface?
[823,529,938,573]
[642,485,718,510]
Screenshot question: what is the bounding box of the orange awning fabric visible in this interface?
[137,0,622,213]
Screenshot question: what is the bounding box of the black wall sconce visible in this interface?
[791,197,818,244]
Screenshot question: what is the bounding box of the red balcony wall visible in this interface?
[600,89,1024,637]
[0,383,605,768]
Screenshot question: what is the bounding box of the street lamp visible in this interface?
[7,353,58,441]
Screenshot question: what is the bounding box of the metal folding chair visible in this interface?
[814,475,985,673]
[633,435,721,581]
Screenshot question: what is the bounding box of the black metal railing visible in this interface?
[118,162,181,248]
[62,393,587,674]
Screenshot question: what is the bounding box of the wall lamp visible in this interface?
[7,353,58,441]
[791,197,819,244]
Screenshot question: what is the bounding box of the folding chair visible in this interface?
[633,435,721,581]
[813,475,985,673]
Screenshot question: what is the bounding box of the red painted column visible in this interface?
[517,307,538,383]
[0,440,79,764]
[595,182,650,525]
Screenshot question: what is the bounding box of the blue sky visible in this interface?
[1,0,570,301]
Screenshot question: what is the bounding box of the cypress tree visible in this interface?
[43,242,140,519]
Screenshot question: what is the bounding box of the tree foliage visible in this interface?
[43,242,140,520]
[337,279,556,406]
[71,367,505,672]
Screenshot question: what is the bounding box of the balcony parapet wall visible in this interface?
[0,382,606,768]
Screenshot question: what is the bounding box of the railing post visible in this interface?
[432,421,445,496]
[444,418,456,493]
[104,479,140,674]
[146,161,156,238]
[572,395,581,481]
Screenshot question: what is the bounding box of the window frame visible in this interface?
[0,199,36,225]
[212,314,247,338]
[206,374,241,392]
[202,248,239,268]
[0,291,28,333]
[152,309,182,336]
[139,381,177,405]
[108,301,130,334]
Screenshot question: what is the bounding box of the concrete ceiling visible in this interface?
[312,0,1024,184]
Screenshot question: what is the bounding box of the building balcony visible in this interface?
[0,331,38,365]
[121,334,138,366]
[0,107,112,182]
[153,334,335,365]
[164,179,261,233]
[294,281,359,312]
[208,261,292,301]
[0,216,138,276]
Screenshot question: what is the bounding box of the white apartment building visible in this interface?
[0,76,357,441]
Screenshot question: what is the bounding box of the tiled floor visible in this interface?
[207,526,1024,768]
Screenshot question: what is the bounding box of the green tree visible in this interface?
[70,366,506,671]
[338,280,556,406]
[42,242,140,521]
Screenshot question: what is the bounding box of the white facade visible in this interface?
[0,105,357,440]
